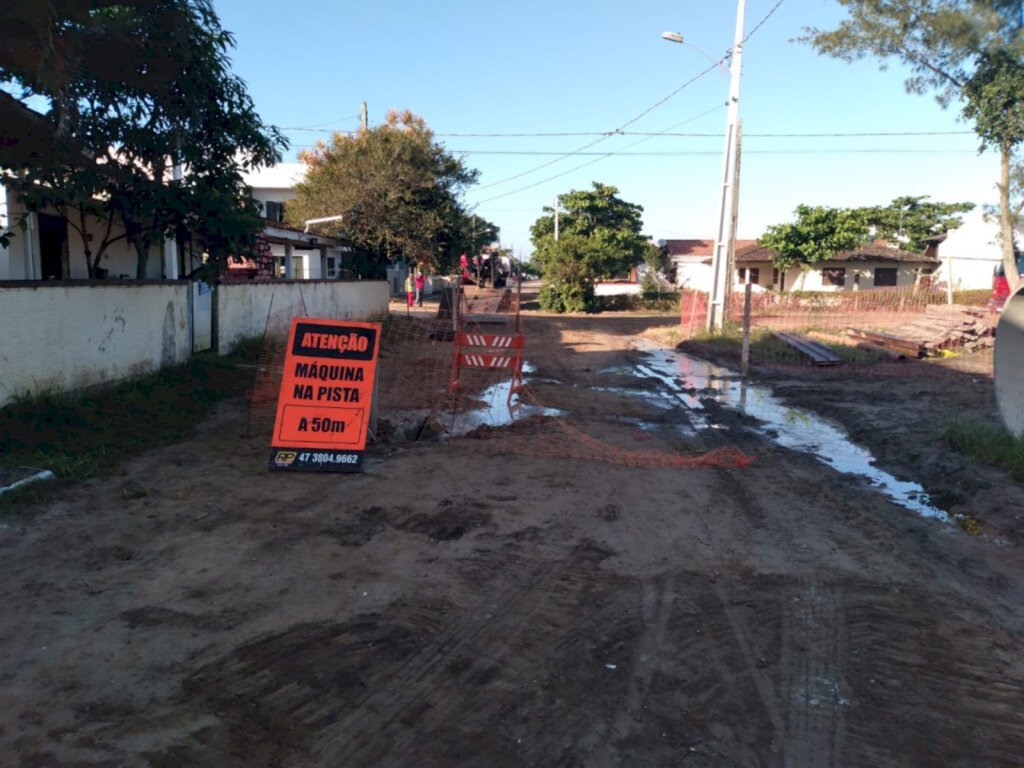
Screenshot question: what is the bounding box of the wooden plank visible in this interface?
[845,328,925,357]
[773,332,843,365]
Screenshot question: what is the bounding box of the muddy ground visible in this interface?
[2,305,1024,767]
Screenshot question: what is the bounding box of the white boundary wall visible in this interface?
[215,280,389,354]
[0,282,190,406]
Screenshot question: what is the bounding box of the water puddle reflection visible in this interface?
[445,362,562,437]
[636,348,948,521]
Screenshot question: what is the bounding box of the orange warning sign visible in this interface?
[269,318,380,472]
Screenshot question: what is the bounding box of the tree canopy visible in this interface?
[286,110,479,276]
[803,0,1024,287]
[861,196,974,251]
[759,205,869,271]
[1,0,285,278]
[529,182,650,312]
[760,197,975,270]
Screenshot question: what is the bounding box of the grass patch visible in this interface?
[0,342,260,509]
[942,418,1024,482]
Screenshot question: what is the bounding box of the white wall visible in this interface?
[784,261,924,292]
[932,208,1005,290]
[2,195,164,281]
[215,280,389,354]
[0,282,190,406]
[0,183,9,280]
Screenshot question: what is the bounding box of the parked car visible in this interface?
[990,256,1024,311]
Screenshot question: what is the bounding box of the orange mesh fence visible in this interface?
[245,282,753,470]
[675,285,995,372]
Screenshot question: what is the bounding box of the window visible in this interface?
[264,201,285,222]
[823,268,846,287]
[772,267,780,285]
[326,256,337,279]
[736,267,759,285]
[874,267,897,287]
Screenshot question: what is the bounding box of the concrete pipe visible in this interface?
[995,286,1024,437]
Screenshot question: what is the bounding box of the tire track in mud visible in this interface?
[310,537,614,765]
[778,580,847,768]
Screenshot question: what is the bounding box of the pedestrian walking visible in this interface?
[414,270,426,307]
[404,272,415,313]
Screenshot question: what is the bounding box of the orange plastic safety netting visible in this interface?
[246,283,754,470]
[676,286,995,374]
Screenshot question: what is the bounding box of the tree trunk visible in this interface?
[999,141,1021,292]
[80,208,97,278]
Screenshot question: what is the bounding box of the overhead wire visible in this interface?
[473,0,788,200]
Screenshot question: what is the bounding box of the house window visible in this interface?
[326,256,337,279]
[823,268,846,287]
[874,267,898,286]
[772,267,780,285]
[736,267,759,285]
[264,201,285,222]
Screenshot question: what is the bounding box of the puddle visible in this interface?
[635,348,948,521]
[444,362,562,437]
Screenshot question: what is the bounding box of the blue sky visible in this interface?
[216,0,999,258]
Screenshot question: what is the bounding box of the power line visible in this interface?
[280,114,361,131]
[453,148,979,156]
[434,129,975,138]
[472,106,726,204]
[473,0,788,201]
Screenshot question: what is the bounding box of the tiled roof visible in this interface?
[663,239,758,259]
[732,240,937,265]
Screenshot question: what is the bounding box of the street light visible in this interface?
[660,32,729,74]
[663,1,746,331]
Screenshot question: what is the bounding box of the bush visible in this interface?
[594,291,680,313]
[539,281,595,313]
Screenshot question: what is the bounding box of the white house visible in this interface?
[0,179,167,281]
[927,207,1022,291]
[240,162,351,281]
[661,238,937,293]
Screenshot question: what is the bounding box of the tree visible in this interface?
[434,210,499,275]
[530,182,649,312]
[535,235,618,313]
[803,0,1024,289]
[759,205,868,271]
[286,110,479,276]
[860,196,974,251]
[1,0,285,278]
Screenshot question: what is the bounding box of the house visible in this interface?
[238,163,349,280]
[732,241,938,292]
[659,237,937,293]
[661,239,757,292]
[926,207,1023,291]
[0,179,168,281]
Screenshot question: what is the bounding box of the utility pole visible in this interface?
[706,0,746,332]
[361,101,368,132]
[554,196,560,242]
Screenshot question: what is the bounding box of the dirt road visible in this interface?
[2,310,1023,767]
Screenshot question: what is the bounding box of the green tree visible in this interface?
[759,205,868,271]
[287,109,479,276]
[530,182,649,311]
[434,210,499,275]
[536,235,618,313]
[860,196,975,251]
[803,0,1024,289]
[1,0,284,277]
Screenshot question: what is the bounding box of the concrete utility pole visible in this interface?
[554,196,560,242]
[706,0,746,332]
[361,101,368,132]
